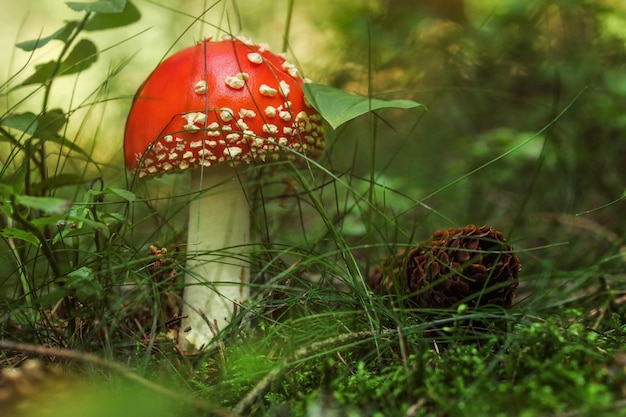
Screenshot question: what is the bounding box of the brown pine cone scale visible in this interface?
[370,225,520,309]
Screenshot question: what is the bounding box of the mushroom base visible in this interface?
[179,165,250,352]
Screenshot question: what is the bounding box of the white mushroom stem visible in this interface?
[180,164,250,352]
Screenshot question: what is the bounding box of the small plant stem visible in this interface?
[89,177,104,254]
[282,0,294,53]
[23,139,33,197]
[0,126,22,150]
[230,0,242,34]
[10,195,62,279]
[364,23,378,299]
[40,12,92,113]
[37,12,91,188]
[3,216,34,317]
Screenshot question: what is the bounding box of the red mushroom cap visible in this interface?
[124,35,325,178]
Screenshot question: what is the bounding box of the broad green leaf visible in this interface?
[15,195,72,214]
[85,0,140,31]
[66,0,126,13]
[9,310,41,326]
[0,227,40,246]
[99,211,131,226]
[31,174,89,194]
[30,213,111,240]
[63,214,111,239]
[30,214,74,230]
[34,109,67,139]
[34,289,71,309]
[0,112,38,135]
[21,61,57,86]
[63,266,105,302]
[21,40,98,86]
[71,216,111,238]
[60,226,104,239]
[102,187,136,202]
[0,131,16,143]
[0,169,27,196]
[0,183,14,197]
[28,110,91,160]
[45,134,92,157]
[54,228,90,242]
[16,21,79,51]
[60,39,98,75]
[303,83,426,130]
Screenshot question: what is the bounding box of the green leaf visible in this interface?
[30,214,73,230]
[34,109,67,139]
[0,112,38,135]
[99,211,131,226]
[0,183,14,197]
[31,174,89,194]
[63,266,105,302]
[21,61,57,86]
[34,289,70,309]
[15,195,72,215]
[303,83,426,130]
[60,39,98,75]
[102,187,136,202]
[52,214,111,239]
[0,131,16,144]
[9,310,41,326]
[16,21,79,51]
[66,0,126,13]
[21,40,98,86]
[46,134,92,158]
[27,109,94,162]
[72,216,111,238]
[0,227,40,246]
[0,168,27,196]
[28,210,111,240]
[85,0,140,31]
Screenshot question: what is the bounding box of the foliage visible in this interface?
[303,83,425,130]
[0,0,625,417]
[0,0,149,348]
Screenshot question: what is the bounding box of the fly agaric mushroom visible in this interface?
[124,34,324,351]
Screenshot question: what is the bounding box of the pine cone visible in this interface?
[369,225,520,309]
[0,360,70,415]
